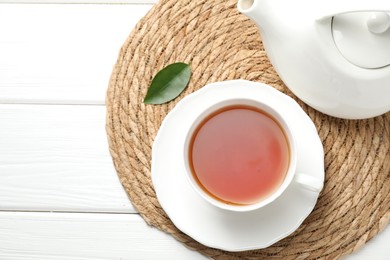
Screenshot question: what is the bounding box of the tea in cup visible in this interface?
[183,93,323,212]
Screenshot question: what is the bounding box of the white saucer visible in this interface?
[151,80,324,251]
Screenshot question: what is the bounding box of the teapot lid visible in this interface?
[332,12,390,69]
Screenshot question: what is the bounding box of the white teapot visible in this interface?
[238,0,390,119]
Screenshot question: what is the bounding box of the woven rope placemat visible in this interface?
[106,0,390,258]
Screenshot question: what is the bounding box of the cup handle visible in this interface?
[294,173,323,193]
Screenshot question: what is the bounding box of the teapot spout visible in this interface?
[238,0,269,30]
[238,0,260,22]
[237,0,256,12]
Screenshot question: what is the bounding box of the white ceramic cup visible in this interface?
[183,95,323,212]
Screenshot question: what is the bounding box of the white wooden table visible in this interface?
[0,1,388,259]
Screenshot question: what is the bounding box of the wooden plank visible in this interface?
[0,104,135,213]
[0,211,388,259]
[2,0,156,3]
[345,226,390,260]
[0,4,152,104]
[0,212,206,259]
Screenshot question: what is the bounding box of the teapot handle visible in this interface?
[315,0,390,21]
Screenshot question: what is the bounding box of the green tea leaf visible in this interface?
[144,62,191,104]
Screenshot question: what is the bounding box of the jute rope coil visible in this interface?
[106,0,390,258]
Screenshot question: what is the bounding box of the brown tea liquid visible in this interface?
[189,105,289,205]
